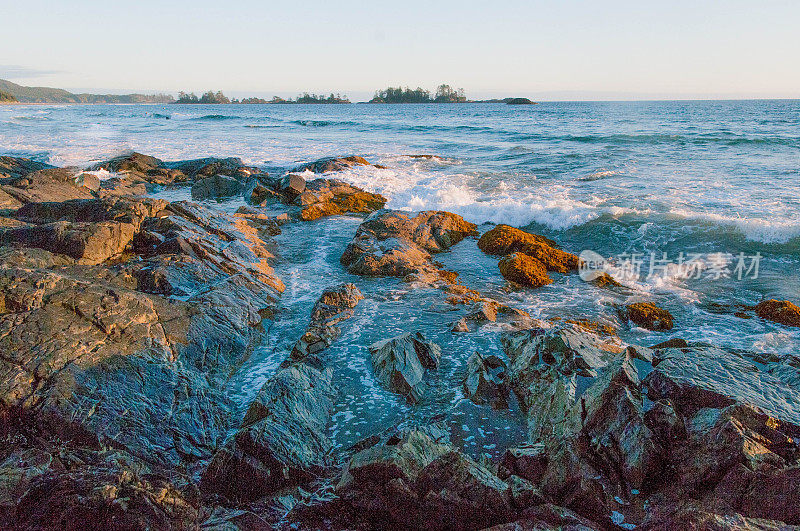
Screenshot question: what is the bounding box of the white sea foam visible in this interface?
[670,208,800,244]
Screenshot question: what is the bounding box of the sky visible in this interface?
[2,0,799,101]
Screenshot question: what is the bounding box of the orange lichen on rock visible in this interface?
[626,302,674,331]
[754,299,800,327]
[498,252,552,288]
[477,224,580,274]
[593,273,623,288]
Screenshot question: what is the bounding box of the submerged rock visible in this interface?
[369,331,441,403]
[478,224,580,274]
[498,252,552,288]
[624,301,674,331]
[754,299,800,327]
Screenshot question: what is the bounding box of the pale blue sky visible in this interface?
[2,0,799,100]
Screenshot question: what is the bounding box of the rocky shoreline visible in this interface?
[1,152,799,529]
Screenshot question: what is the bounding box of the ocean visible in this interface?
[2,100,799,452]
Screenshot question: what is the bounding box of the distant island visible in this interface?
[0,78,535,105]
[174,91,351,104]
[0,78,173,104]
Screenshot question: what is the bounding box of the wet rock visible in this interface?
[624,301,674,331]
[341,209,476,281]
[168,156,256,179]
[478,224,580,274]
[754,299,800,327]
[641,499,793,530]
[201,284,362,502]
[645,346,800,429]
[200,362,335,503]
[73,172,101,192]
[92,152,165,174]
[296,178,386,221]
[97,176,148,198]
[498,252,552,288]
[369,331,441,403]
[292,155,375,173]
[592,272,622,288]
[463,352,510,409]
[190,173,248,200]
[650,337,689,349]
[324,427,512,530]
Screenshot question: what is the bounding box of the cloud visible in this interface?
[0,65,62,79]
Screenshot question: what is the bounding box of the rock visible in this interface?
[644,346,800,430]
[341,209,476,281]
[0,155,53,180]
[279,173,306,198]
[190,174,248,200]
[0,168,95,204]
[487,504,600,530]
[498,253,552,288]
[168,156,256,179]
[498,444,548,484]
[650,337,688,349]
[201,284,362,502]
[92,152,164,174]
[625,302,674,331]
[641,500,793,530]
[755,299,800,327]
[478,224,580,273]
[463,352,510,409]
[73,172,101,192]
[324,427,512,530]
[296,178,386,221]
[592,272,622,288]
[369,332,441,403]
[292,155,375,173]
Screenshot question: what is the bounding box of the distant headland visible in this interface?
[0,78,535,105]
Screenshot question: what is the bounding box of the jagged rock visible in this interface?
[0,155,53,179]
[168,156,256,179]
[201,284,362,502]
[341,209,476,281]
[645,346,800,430]
[498,444,548,484]
[592,272,622,288]
[641,500,793,530]
[478,224,580,273]
[191,174,248,200]
[279,173,306,198]
[650,337,689,349]
[369,332,441,403]
[755,299,800,327]
[200,362,335,502]
[624,301,674,331]
[292,155,375,173]
[498,252,552,288]
[463,352,510,409]
[487,504,600,530]
[323,427,512,530]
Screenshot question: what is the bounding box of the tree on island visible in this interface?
[295,92,350,104]
[369,84,466,103]
[0,90,18,103]
[434,84,466,103]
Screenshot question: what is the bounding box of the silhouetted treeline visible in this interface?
[370,84,467,103]
[174,91,350,104]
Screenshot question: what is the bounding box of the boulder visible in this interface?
[292,155,374,173]
[755,299,800,327]
[168,156,256,179]
[463,352,510,409]
[624,302,674,331]
[295,178,386,221]
[498,253,552,288]
[369,332,441,403]
[478,224,580,273]
[341,209,476,282]
[190,174,247,200]
[279,173,306,198]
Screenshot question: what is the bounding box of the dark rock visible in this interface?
[190,174,248,200]
[92,152,164,174]
[463,352,510,409]
[650,337,689,349]
[498,444,548,484]
[168,156,256,179]
[625,302,674,331]
[279,173,306,198]
[0,155,53,180]
[369,331,441,403]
